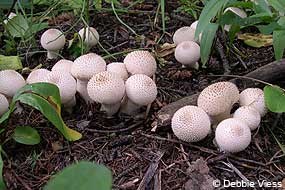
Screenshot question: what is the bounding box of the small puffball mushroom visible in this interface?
[190,21,198,30]
[120,74,157,115]
[0,70,26,97]
[239,88,267,116]
[215,118,251,153]
[224,7,247,32]
[79,27,99,47]
[87,71,125,116]
[173,26,196,45]
[233,106,261,131]
[26,69,51,84]
[174,41,200,69]
[171,106,211,142]
[107,62,128,80]
[4,12,17,24]
[197,82,239,124]
[124,50,157,77]
[40,28,66,59]
[0,94,9,116]
[52,59,73,74]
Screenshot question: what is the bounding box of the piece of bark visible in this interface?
[156,59,285,127]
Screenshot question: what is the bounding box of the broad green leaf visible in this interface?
[267,0,285,14]
[0,55,23,70]
[5,15,29,38]
[44,161,112,190]
[277,16,285,27]
[200,23,219,65]
[0,146,5,190]
[257,22,281,34]
[253,0,272,16]
[264,85,285,113]
[13,126,41,145]
[195,0,229,40]
[228,24,240,43]
[0,0,29,9]
[29,22,49,34]
[273,30,285,60]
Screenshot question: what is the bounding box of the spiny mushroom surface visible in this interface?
[174,41,200,69]
[215,118,251,153]
[0,70,26,97]
[233,106,261,131]
[171,105,211,142]
[78,27,99,47]
[26,69,51,84]
[0,94,9,116]
[173,26,196,45]
[107,62,128,80]
[52,59,73,74]
[40,28,66,59]
[124,50,157,77]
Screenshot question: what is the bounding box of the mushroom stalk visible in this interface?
[101,102,121,116]
[120,98,141,115]
[77,80,93,103]
[47,50,59,59]
[211,109,232,126]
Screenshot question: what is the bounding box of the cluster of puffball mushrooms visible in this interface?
[172,82,266,153]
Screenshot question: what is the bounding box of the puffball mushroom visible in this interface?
[87,71,125,116]
[124,50,157,77]
[0,94,9,116]
[78,27,99,47]
[40,28,66,59]
[173,26,196,45]
[174,41,200,69]
[224,7,247,32]
[239,88,267,116]
[215,118,251,153]
[26,69,51,84]
[233,106,261,131]
[0,70,26,97]
[190,21,198,30]
[107,62,128,80]
[120,74,157,115]
[71,53,106,103]
[171,105,211,142]
[197,82,239,124]
[52,59,73,74]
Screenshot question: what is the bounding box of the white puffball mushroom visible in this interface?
[107,62,128,80]
[224,7,247,32]
[215,118,251,153]
[233,106,261,131]
[52,59,73,74]
[171,105,211,142]
[26,69,51,84]
[239,88,267,117]
[174,41,200,69]
[79,27,99,47]
[124,50,157,77]
[0,94,9,116]
[173,26,196,45]
[0,70,26,97]
[190,21,198,30]
[4,12,17,24]
[40,28,66,59]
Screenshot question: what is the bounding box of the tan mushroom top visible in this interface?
[174,41,200,66]
[107,62,128,80]
[0,70,26,97]
[26,69,51,84]
[40,29,66,51]
[233,106,261,131]
[52,59,73,74]
[0,94,9,116]
[79,27,99,47]
[173,26,196,45]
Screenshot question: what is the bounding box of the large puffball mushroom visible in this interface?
[124,50,157,77]
[239,88,267,117]
[174,41,200,69]
[79,27,99,47]
[171,105,211,142]
[26,69,51,84]
[0,94,9,116]
[215,118,251,153]
[71,53,106,103]
[87,71,125,116]
[197,82,239,124]
[107,62,128,80]
[233,106,261,131]
[224,7,247,32]
[0,70,26,97]
[40,28,66,59]
[4,12,17,24]
[173,26,196,45]
[52,59,73,74]
[120,74,157,115]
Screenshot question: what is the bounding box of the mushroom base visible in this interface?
[101,102,121,116]
[210,110,232,127]
[182,62,199,70]
[47,50,60,59]
[120,99,141,115]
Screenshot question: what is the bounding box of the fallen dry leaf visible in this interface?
[156,43,176,58]
[237,33,273,48]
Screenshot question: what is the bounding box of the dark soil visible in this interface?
[1,1,284,190]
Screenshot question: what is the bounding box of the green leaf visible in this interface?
[200,23,219,66]
[29,22,49,34]
[228,24,240,43]
[13,126,41,145]
[264,85,285,113]
[5,14,29,38]
[94,0,102,9]
[0,146,6,190]
[257,22,281,34]
[277,16,285,27]
[0,55,23,71]
[273,30,285,60]
[267,0,285,14]
[44,161,112,190]
[253,0,272,16]
[0,0,29,9]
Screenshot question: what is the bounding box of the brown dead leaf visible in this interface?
[237,33,273,48]
[156,43,176,58]
[51,141,63,152]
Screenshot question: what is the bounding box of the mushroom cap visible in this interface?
[40,29,66,51]
[239,88,266,116]
[0,94,9,116]
[71,53,106,81]
[52,59,73,74]
[224,7,247,18]
[87,71,125,104]
[125,74,157,106]
[233,106,261,131]
[215,118,251,153]
[174,41,200,66]
[78,27,99,47]
[173,26,196,45]
[124,50,157,77]
[197,82,239,117]
[26,69,51,84]
[171,105,211,142]
[45,71,76,104]
[190,21,198,30]
[0,70,26,97]
[107,62,128,80]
